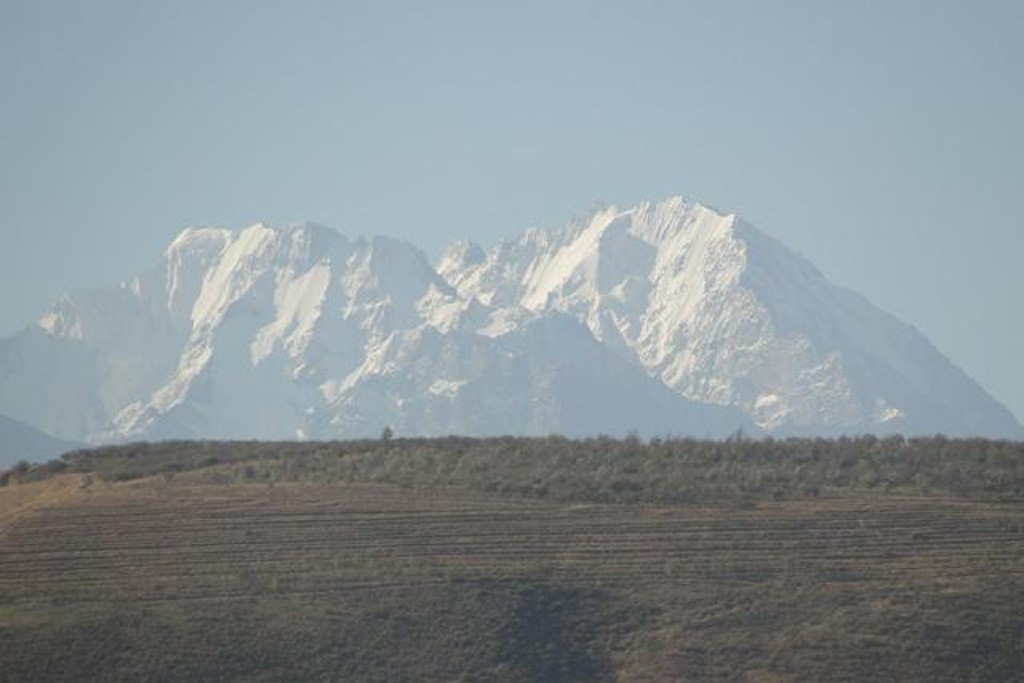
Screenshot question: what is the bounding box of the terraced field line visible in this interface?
[0,475,88,538]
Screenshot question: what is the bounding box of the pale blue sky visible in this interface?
[1,1,1022,421]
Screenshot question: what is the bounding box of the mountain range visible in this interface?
[1,196,1020,446]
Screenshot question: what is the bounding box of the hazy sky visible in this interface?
[1,1,1022,421]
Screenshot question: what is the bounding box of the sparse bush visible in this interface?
[22,435,1022,506]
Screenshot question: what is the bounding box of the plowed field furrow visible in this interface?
[1,482,1019,614]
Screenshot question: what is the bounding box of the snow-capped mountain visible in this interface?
[440,198,1022,437]
[0,196,1019,443]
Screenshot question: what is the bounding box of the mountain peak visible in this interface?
[166,226,232,257]
[292,220,342,247]
[437,195,1021,438]
[438,240,486,269]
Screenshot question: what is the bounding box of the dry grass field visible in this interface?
[1,438,1022,681]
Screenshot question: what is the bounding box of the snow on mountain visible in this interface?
[107,224,467,440]
[0,197,1019,443]
[0,228,224,439]
[321,312,750,439]
[439,197,1023,438]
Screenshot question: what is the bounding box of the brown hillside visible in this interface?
[1,445,1022,682]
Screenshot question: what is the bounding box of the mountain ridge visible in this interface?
[0,413,79,468]
[438,198,1021,437]
[1,197,1019,443]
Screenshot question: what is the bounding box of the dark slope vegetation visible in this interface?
[1,436,1022,682]
[22,434,1024,504]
